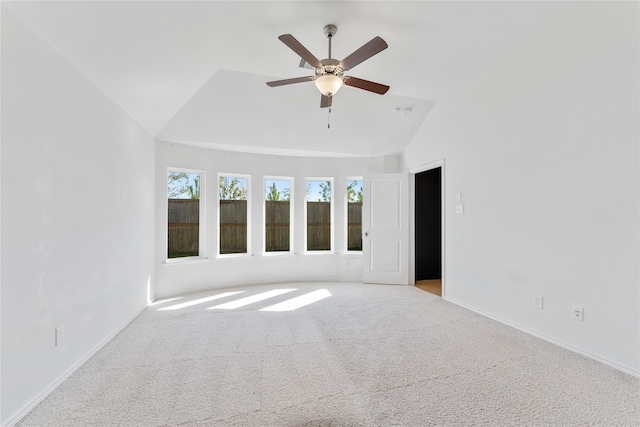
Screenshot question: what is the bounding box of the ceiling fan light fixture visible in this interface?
[315,74,343,96]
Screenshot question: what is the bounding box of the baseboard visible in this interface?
[443,296,640,379]
[2,305,147,427]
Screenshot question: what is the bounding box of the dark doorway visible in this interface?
[415,167,442,281]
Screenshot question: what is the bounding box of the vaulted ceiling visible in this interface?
[4,1,586,157]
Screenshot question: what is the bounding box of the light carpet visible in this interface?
[18,282,639,426]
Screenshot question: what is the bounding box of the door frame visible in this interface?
[410,159,445,297]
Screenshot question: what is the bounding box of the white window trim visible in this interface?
[345,177,363,254]
[217,172,251,258]
[304,177,334,254]
[263,176,294,255]
[166,167,205,263]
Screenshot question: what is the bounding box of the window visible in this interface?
[219,174,250,255]
[305,178,333,252]
[346,179,363,252]
[167,169,203,259]
[264,177,293,253]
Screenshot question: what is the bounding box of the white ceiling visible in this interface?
[4,1,587,157]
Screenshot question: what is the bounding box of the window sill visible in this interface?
[164,257,207,266]
[216,253,253,260]
[262,251,296,257]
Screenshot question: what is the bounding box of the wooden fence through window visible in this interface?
[347,202,363,251]
[168,200,362,256]
[306,202,330,251]
[168,199,199,258]
[265,201,290,252]
[220,200,247,254]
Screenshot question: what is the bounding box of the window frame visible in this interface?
[263,176,294,255]
[217,172,251,258]
[166,167,205,263]
[345,177,364,254]
[304,177,334,254]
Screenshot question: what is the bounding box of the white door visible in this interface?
[362,173,409,284]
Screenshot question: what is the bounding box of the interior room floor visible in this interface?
[17,282,639,426]
[415,279,442,296]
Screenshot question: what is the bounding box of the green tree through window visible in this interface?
[219,176,248,200]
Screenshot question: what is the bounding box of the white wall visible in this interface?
[1,10,156,425]
[402,3,639,375]
[155,142,384,298]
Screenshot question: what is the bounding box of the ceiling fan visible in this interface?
[266,25,390,109]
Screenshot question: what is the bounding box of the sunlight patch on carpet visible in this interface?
[158,292,244,311]
[208,289,296,310]
[260,289,331,312]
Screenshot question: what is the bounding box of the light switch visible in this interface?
[457,192,463,202]
[456,204,464,214]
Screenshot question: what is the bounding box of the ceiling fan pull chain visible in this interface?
[328,107,332,129]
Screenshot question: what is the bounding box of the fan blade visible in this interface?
[344,76,390,95]
[266,76,314,87]
[340,36,388,71]
[320,94,332,108]
[278,34,322,69]
[299,58,315,70]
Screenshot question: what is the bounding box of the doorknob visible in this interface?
[363,232,369,237]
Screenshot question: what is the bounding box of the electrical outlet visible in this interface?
[199,265,205,273]
[456,204,464,214]
[572,305,584,321]
[55,325,64,346]
[533,295,543,309]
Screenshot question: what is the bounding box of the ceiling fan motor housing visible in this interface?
[315,59,344,78]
